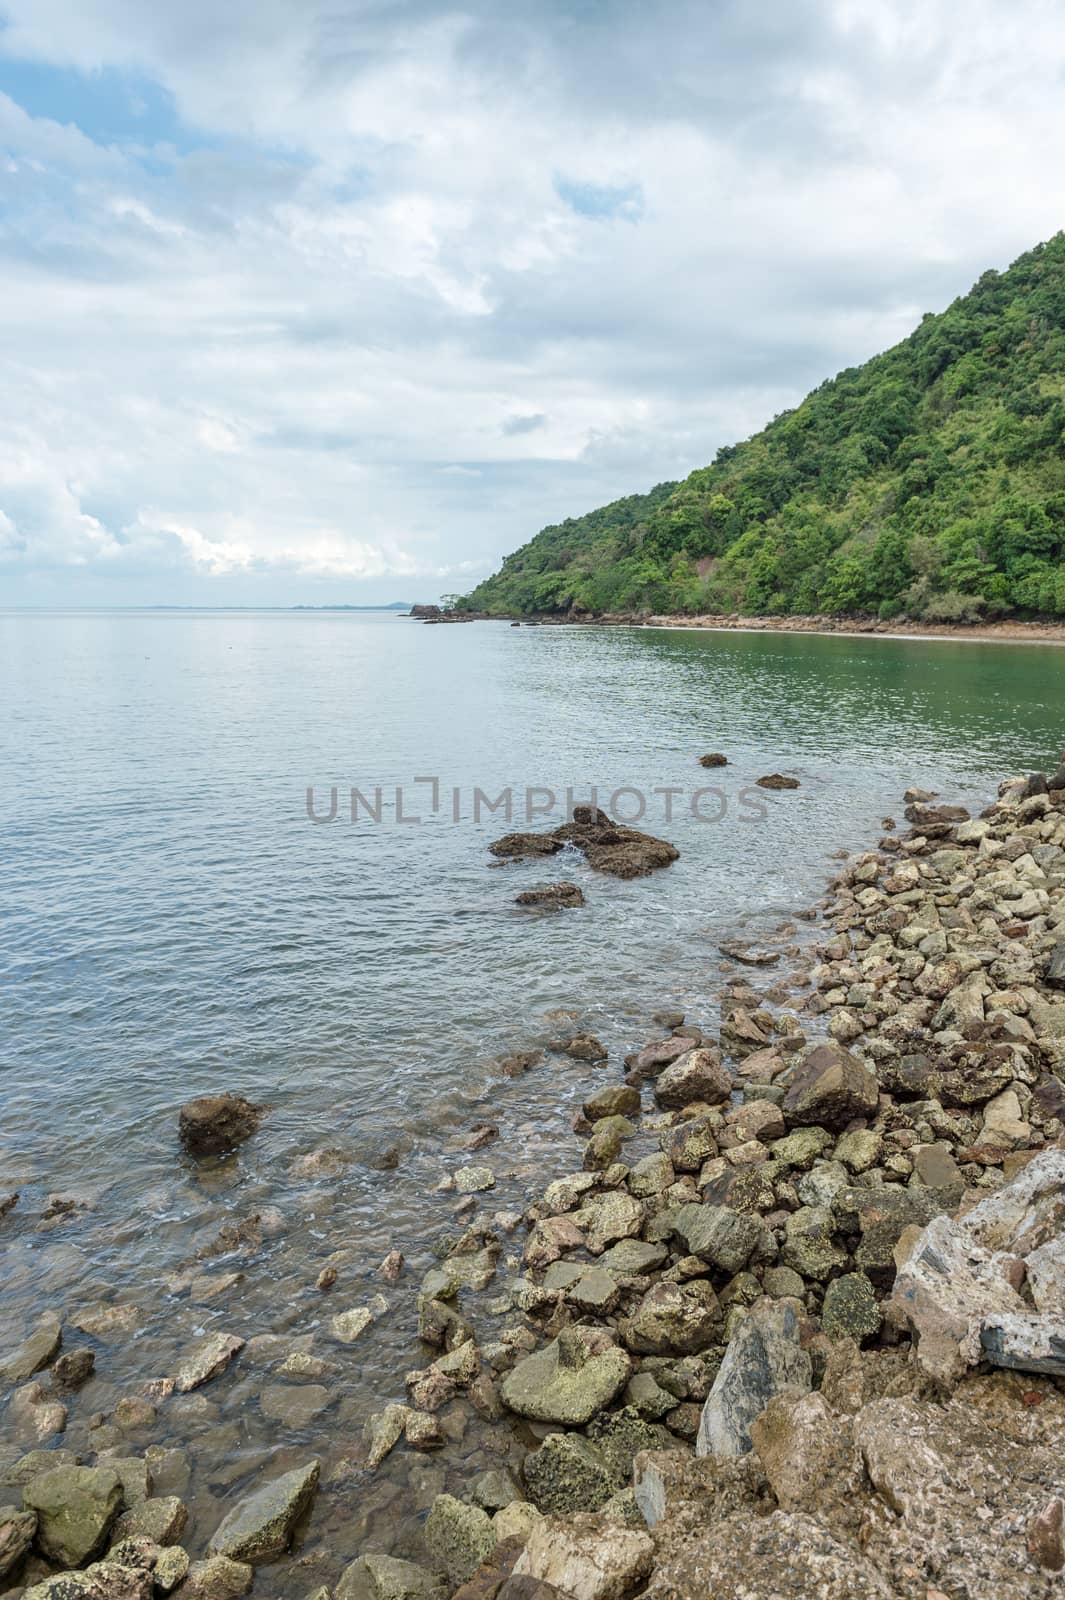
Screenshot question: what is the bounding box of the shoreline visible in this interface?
[4,765,1065,1599]
[516,611,1065,647]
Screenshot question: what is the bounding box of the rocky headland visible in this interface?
[4,763,1065,1600]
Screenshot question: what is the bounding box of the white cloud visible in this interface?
[1,0,1065,600]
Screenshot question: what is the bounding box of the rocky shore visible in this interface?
[4,763,1065,1600]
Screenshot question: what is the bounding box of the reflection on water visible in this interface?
[1,611,1063,1584]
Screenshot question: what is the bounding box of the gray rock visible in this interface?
[110,1496,187,1547]
[173,1333,244,1393]
[696,1298,812,1457]
[23,1466,124,1568]
[672,1204,769,1274]
[890,1148,1065,1383]
[180,1556,254,1600]
[207,1460,319,1564]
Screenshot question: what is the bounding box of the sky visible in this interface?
[2,2,1065,606]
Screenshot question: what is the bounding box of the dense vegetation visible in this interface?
[462,235,1065,621]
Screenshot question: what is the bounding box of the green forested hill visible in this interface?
[462,234,1065,621]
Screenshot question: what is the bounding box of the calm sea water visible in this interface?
[2,609,1064,1578]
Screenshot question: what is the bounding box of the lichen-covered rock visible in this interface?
[24,1466,123,1568]
[780,1206,847,1283]
[501,1328,630,1425]
[821,1275,882,1344]
[179,1555,253,1600]
[521,1435,617,1515]
[781,1042,878,1130]
[23,1560,154,1600]
[696,1299,812,1458]
[111,1497,187,1547]
[583,1085,641,1122]
[512,1514,653,1600]
[423,1494,494,1586]
[620,1281,720,1355]
[337,1552,446,1600]
[207,1460,319,1564]
[571,1192,645,1255]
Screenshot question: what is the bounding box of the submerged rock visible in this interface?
[756,774,800,790]
[207,1460,319,1565]
[172,1333,244,1393]
[178,1095,268,1157]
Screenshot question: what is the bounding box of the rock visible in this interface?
[781,1041,878,1130]
[69,1304,144,1342]
[653,1048,730,1109]
[551,815,679,879]
[571,1192,645,1254]
[781,1206,847,1282]
[718,941,779,967]
[207,1460,319,1564]
[1029,1497,1065,1573]
[821,1275,882,1343]
[364,1404,412,1470]
[52,1350,95,1389]
[111,1496,187,1546]
[583,1116,634,1171]
[1047,942,1065,990]
[620,1281,720,1355]
[521,1435,617,1515]
[259,1384,330,1427]
[699,753,728,768]
[524,1215,586,1269]
[22,1560,154,1600]
[556,1033,607,1062]
[626,1152,674,1198]
[501,1328,631,1425]
[454,1166,496,1194]
[337,1553,445,1600]
[672,1204,768,1274]
[24,1466,124,1568]
[624,1037,692,1082]
[512,1515,652,1600]
[330,1307,376,1343]
[178,1095,267,1157]
[568,1269,621,1316]
[583,1084,641,1121]
[662,1116,719,1172]
[643,1510,890,1600]
[749,1391,863,1519]
[597,1239,668,1275]
[173,1333,244,1392]
[424,1495,495,1586]
[489,833,563,860]
[756,774,800,790]
[890,1148,1065,1382]
[515,884,585,909]
[0,1505,37,1580]
[154,1548,190,1593]
[181,1556,254,1600]
[493,1502,542,1545]
[696,1298,812,1457]
[2,1318,62,1384]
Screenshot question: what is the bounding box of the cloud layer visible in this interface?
[3,0,1065,602]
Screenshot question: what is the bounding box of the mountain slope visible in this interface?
[463,235,1065,621]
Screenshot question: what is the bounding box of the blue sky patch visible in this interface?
[554,173,643,221]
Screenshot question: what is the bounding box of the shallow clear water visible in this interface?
[2,610,1064,1583]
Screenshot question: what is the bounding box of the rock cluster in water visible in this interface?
[5,763,1065,1600]
[491,806,679,882]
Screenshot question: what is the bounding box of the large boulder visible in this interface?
[501,1328,631,1425]
[207,1461,319,1564]
[781,1043,878,1130]
[889,1148,1065,1382]
[653,1049,730,1109]
[178,1095,267,1157]
[24,1467,124,1568]
[696,1298,812,1458]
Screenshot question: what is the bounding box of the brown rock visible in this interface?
[178,1096,268,1157]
